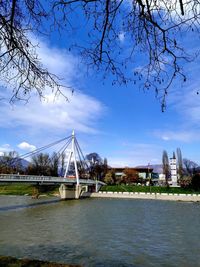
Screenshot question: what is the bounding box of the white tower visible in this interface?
[170,152,177,187]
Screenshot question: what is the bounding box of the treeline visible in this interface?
[0,151,109,180]
[0,151,64,176]
[0,151,140,185]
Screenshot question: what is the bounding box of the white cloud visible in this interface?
[0,89,104,134]
[0,37,105,136]
[167,61,200,129]
[0,144,12,155]
[35,37,79,83]
[17,142,36,151]
[154,130,196,142]
[118,32,125,43]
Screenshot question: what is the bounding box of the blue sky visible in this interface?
[1,5,200,167]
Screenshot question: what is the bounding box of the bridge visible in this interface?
[0,131,105,199]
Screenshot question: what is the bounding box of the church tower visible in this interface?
[170,152,177,186]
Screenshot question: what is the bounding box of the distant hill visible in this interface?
[0,157,30,170]
[136,164,163,174]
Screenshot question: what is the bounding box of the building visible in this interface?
[169,152,178,186]
[109,167,154,183]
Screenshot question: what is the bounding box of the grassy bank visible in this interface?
[0,183,59,196]
[1,183,200,196]
[100,185,200,194]
[0,256,81,267]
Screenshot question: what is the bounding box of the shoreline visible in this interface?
[82,191,200,202]
[0,255,81,267]
[1,192,200,202]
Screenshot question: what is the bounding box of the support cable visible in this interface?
[0,136,72,168]
[75,138,89,169]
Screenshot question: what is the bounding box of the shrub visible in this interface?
[192,173,200,190]
[179,175,192,188]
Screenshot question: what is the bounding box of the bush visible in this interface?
[192,173,200,190]
[104,171,115,185]
[179,175,192,188]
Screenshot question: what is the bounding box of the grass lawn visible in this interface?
[0,183,59,196]
[1,183,200,196]
[100,184,200,194]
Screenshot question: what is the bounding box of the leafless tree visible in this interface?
[0,0,67,103]
[1,1,200,108]
[183,158,199,176]
[176,147,183,178]
[0,151,22,173]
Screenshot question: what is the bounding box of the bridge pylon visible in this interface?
[64,130,80,185]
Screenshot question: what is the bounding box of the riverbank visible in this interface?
[100,184,200,194]
[0,256,81,267]
[83,191,200,202]
[0,183,58,196]
[1,183,200,201]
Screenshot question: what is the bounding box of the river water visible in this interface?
[0,196,200,267]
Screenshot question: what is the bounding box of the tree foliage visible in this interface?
[1,1,200,108]
[104,171,115,185]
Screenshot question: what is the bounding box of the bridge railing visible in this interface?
[0,174,105,185]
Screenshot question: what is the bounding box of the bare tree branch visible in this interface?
[0,0,200,108]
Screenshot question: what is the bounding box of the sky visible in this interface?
[1,3,200,167]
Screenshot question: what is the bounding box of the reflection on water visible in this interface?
[0,196,200,267]
[0,197,60,211]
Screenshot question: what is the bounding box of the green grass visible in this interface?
[1,184,200,196]
[0,184,59,196]
[100,185,200,194]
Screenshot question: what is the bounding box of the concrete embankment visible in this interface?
[82,191,200,202]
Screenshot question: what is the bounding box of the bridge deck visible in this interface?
[0,174,105,185]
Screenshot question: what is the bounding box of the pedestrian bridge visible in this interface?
[0,131,106,199]
[0,174,105,199]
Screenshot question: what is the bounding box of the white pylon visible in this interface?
[64,130,80,185]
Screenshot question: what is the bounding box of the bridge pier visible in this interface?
[59,184,83,200]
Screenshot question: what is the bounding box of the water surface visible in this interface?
[0,196,199,266]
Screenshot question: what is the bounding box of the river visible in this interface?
[0,196,200,267]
